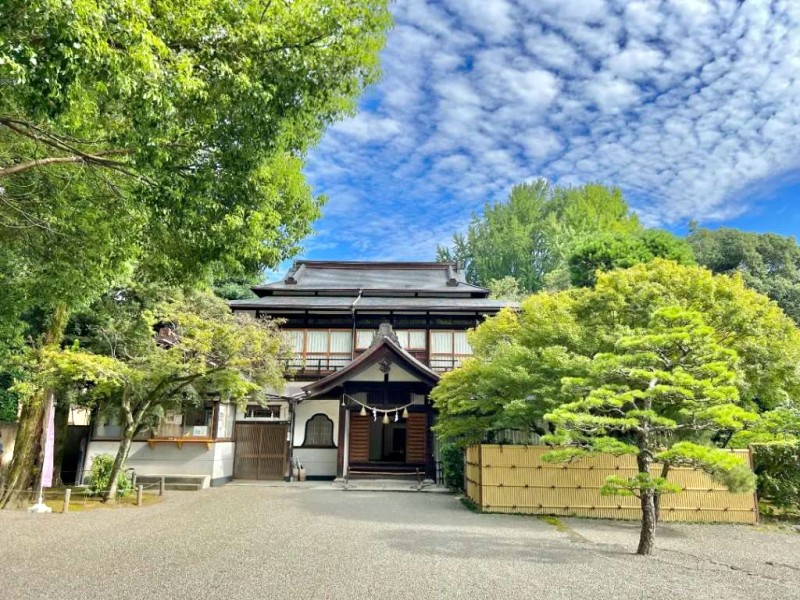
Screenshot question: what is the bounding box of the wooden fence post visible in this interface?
[136,485,143,506]
[159,477,165,497]
[62,488,71,514]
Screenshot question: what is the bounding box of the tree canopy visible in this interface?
[689,226,800,325]
[436,180,641,292]
[432,260,800,444]
[0,0,392,324]
[568,229,695,287]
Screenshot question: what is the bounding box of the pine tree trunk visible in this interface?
[103,426,134,502]
[637,452,656,556]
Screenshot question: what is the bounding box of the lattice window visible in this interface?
[303,414,335,448]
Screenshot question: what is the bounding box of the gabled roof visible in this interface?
[251,261,488,297]
[302,335,440,398]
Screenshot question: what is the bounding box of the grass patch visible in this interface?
[538,515,570,532]
[758,501,800,531]
[2,487,163,512]
[460,496,481,512]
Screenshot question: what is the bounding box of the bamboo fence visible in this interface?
[466,445,758,524]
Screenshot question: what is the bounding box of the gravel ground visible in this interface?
[1,484,798,600]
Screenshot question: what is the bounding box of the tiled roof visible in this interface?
[229,295,514,312]
[251,261,488,296]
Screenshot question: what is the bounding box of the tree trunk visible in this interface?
[637,452,656,556]
[0,303,68,509]
[0,392,45,508]
[103,426,134,502]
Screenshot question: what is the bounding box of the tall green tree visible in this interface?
[436,181,641,292]
[543,307,757,555]
[433,260,800,444]
[688,226,800,324]
[0,0,391,502]
[568,229,695,287]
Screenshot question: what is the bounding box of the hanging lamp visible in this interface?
[359,405,367,417]
[402,407,409,419]
[382,413,390,425]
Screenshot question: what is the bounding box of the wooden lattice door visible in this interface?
[233,423,288,480]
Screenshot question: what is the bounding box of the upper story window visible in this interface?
[355,329,426,350]
[245,404,284,420]
[284,329,352,372]
[430,330,472,372]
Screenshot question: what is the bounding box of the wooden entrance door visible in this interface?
[233,423,288,480]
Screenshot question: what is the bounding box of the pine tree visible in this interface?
[543,307,758,555]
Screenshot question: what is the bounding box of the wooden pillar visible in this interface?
[343,407,351,479]
[336,400,346,478]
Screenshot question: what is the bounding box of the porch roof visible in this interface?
[302,336,440,398]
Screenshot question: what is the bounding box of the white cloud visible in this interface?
[304,0,800,259]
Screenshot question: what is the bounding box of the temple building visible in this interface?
[82,261,510,488]
[229,261,509,482]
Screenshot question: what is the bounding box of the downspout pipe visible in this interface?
[350,289,363,360]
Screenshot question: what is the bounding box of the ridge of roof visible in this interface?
[251,260,489,296]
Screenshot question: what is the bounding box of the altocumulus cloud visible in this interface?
[304,0,800,260]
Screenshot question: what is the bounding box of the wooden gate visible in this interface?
[233,423,288,480]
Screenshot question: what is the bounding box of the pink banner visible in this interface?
[40,394,55,488]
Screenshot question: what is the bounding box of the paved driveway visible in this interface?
[1,484,798,600]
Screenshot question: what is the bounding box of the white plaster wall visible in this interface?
[350,361,422,382]
[212,441,235,483]
[293,448,337,478]
[293,399,340,447]
[85,441,217,480]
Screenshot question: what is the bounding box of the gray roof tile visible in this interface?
[252,261,488,296]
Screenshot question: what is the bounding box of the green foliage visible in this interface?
[434,260,800,453]
[440,443,465,491]
[569,230,695,287]
[689,226,800,325]
[656,443,757,494]
[213,273,260,301]
[487,276,523,301]
[0,0,392,335]
[0,366,21,422]
[437,181,641,291]
[751,442,800,509]
[542,306,757,500]
[87,454,132,497]
[600,473,682,497]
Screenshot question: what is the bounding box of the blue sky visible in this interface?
[296,0,800,265]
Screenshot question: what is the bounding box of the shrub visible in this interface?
[441,443,465,491]
[87,454,131,497]
[752,442,800,509]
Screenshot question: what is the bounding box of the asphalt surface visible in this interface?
[1,484,798,600]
